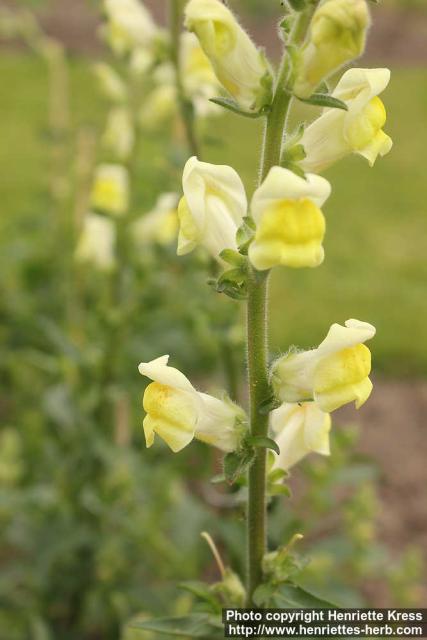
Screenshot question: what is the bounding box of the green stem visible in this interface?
[246,55,293,606]
[169,0,199,157]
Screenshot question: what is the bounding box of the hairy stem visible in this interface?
[246,54,293,606]
[169,0,199,157]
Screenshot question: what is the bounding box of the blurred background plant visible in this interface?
[0,0,426,638]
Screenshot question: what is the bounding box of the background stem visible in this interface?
[169,0,199,157]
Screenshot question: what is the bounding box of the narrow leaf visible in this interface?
[297,93,348,111]
[209,97,269,119]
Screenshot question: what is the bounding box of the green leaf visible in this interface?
[130,614,222,638]
[246,436,280,455]
[277,583,338,608]
[209,97,270,119]
[297,93,348,111]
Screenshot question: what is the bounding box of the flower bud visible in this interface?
[271,402,331,470]
[93,63,126,102]
[248,167,331,271]
[75,213,116,271]
[271,319,376,412]
[90,164,129,216]
[138,356,246,453]
[103,0,158,56]
[300,68,392,172]
[294,0,370,99]
[185,0,272,112]
[178,156,247,260]
[103,107,134,160]
[139,84,177,129]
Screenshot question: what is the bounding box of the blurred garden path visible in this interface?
[338,380,427,574]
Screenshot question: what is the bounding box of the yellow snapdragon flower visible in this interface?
[248,167,331,271]
[185,0,272,112]
[90,164,129,217]
[271,319,376,412]
[178,156,247,259]
[300,68,392,172]
[132,193,179,247]
[271,402,331,470]
[75,212,116,272]
[138,356,245,452]
[103,0,158,56]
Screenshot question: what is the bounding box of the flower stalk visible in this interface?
[246,52,293,605]
[246,4,328,602]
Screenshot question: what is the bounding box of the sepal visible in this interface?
[236,217,256,255]
[223,448,256,484]
[209,264,248,300]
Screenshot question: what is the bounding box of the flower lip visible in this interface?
[138,355,196,395]
[317,318,376,358]
[250,167,331,224]
[271,401,331,470]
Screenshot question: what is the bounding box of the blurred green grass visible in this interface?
[1,52,426,376]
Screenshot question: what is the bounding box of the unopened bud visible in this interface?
[294,0,370,98]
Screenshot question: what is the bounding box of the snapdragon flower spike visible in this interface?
[294,0,370,99]
[75,212,116,272]
[178,156,247,260]
[90,164,129,217]
[138,356,245,453]
[271,319,376,413]
[248,167,331,271]
[184,0,272,112]
[271,402,331,470]
[300,68,392,173]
